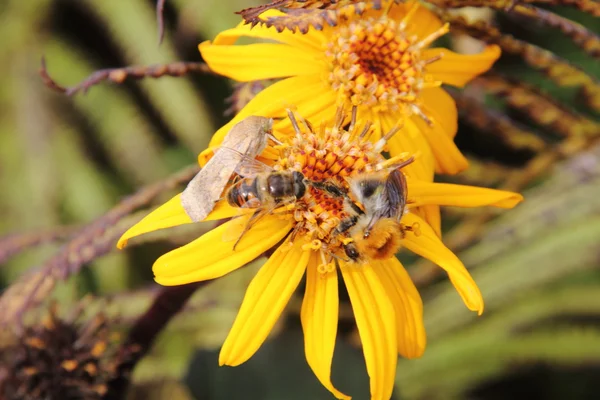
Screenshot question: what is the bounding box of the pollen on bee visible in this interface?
[353,219,403,260]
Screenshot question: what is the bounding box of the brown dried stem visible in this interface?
[0,225,80,265]
[236,0,374,33]
[106,282,208,400]
[509,4,600,59]
[40,57,212,96]
[425,0,600,17]
[450,90,547,153]
[156,0,167,45]
[472,74,600,138]
[0,165,199,329]
[444,14,600,112]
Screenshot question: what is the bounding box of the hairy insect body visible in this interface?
[226,171,307,209]
[335,158,414,263]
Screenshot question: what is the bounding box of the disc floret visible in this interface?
[273,109,406,267]
[325,2,448,115]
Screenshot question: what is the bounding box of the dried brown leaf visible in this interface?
[237,0,382,33]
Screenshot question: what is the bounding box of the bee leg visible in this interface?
[232,209,266,250]
[328,251,349,264]
[399,222,421,238]
[310,181,364,217]
[287,223,303,244]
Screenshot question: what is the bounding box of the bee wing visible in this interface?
[216,146,274,178]
[383,168,408,220]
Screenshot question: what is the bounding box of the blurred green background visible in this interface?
[1,0,600,399]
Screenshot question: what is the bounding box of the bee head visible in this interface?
[293,171,307,199]
[343,242,360,262]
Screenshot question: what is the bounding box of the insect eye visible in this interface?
[344,244,359,260]
[360,180,379,198]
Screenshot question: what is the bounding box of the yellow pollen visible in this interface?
[325,9,447,114]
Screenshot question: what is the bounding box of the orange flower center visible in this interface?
[274,112,385,246]
[325,9,447,114]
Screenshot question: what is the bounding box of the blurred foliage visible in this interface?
[0,0,599,399]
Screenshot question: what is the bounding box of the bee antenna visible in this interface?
[286,109,303,137]
[348,106,358,133]
[327,251,347,263]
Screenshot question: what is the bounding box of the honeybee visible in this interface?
[218,148,310,249]
[181,116,273,222]
[335,157,416,263]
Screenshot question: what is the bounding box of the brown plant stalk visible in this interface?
[40,57,212,96]
[444,14,600,112]
[107,282,208,400]
[156,0,167,45]
[472,74,600,137]
[450,90,547,153]
[0,225,79,266]
[0,165,199,329]
[425,0,600,17]
[509,4,600,59]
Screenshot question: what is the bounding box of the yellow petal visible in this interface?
[373,259,426,359]
[207,75,333,149]
[389,2,443,40]
[419,87,457,139]
[379,112,435,183]
[409,182,524,208]
[117,194,191,249]
[424,45,501,87]
[199,41,323,81]
[219,240,310,366]
[301,255,349,400]
[401,213,484,314]
[415,204,442,238]
[273,91,338,135]
[340,263,397,400]
[411,114,468,175]
[153,214,293,286]
[117,195,243,249]
[211,11,327,52]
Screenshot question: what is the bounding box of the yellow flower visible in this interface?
[199,1,501,178]
[117,110,522,400]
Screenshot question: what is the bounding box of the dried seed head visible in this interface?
[0,307,121,400]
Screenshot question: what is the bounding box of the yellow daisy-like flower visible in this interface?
[199,1,501,178]
[117,110,522,400]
